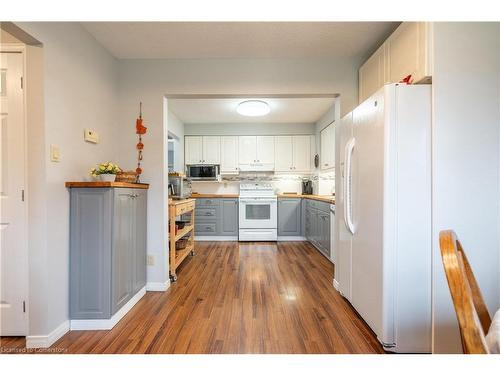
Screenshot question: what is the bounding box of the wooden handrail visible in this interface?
[439,230,491,354]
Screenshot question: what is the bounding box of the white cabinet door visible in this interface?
[220,136,239,174]
[185,136,203,164]
[275,136,293,172]
[359,43,388,103]
[320,124,334,170]
[202,136,221,164]
[388,22,432,84]
[293,135,311,172]
[238,136,257,164]
[256,136,275,164]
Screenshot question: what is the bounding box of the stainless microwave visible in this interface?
[186,164,220,181]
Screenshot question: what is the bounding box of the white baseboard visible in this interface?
[69,287,146,331]
[333,279,340,291]
[146,280,171,292]
[277,236,307,241]
[26,320,69,349]
[195,236,238,241]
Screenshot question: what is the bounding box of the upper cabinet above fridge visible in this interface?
[359,22,433,103]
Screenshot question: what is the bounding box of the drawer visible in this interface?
[195,207,218,218]
[195,223,218,234]
[175,200,195,216]
[195,198,220,207]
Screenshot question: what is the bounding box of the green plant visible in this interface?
[90,162,122,177]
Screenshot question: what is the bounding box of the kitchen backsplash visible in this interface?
[191,170,335,196]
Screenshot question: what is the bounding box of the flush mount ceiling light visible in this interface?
[237,100,270,117]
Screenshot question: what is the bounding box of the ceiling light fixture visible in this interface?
[237,100,270,117]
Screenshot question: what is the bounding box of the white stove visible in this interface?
[238,183,278,241]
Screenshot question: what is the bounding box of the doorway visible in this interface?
[0,49,28,336]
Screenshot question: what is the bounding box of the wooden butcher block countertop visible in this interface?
[191,193,240,198]
[65,181,150,189]
[278,193,335,204]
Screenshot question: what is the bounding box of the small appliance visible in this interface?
[168,174,192,199]
[186,164,220,181]
[302,180,313,195]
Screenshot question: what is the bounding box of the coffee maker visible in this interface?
[302,179,313,195]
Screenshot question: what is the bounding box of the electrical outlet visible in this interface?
[84,129,99,144]
[147,255,155,266]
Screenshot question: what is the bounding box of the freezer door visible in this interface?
[336,112,354,299]
[350,86,391,345]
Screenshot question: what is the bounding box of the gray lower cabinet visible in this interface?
[70,187,147,319]
[303,199,331,259]
[277,198,302,236]
[194,198,238,237]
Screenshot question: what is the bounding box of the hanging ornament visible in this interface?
[135,102,148,182]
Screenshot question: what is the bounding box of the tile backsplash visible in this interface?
[191,170,335,196]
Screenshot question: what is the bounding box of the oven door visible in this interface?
[239,198,277,229]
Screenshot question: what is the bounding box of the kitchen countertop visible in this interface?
[65,181,150,189]
[191,193,240,198]
[278,193,335,204]
[169,198,196,206]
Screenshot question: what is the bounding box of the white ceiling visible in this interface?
[82,22,399,59]
[168,97,335,124]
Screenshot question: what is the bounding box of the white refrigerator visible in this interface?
[336,84,432,353]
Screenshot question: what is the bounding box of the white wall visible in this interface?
[431,22,500,353]
[185,122,316,136]
[13,22,119,340]
[167,109,185,171]
[117,57,360,285]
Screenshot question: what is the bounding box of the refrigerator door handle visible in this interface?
[344,138,356,235]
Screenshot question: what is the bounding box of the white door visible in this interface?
[185,136,203,164]
[274,136,293,172]
[202,136,220,164]
[320,124,334,170]
[256,136,274,164]
[0,51,28,336]
[238,136,256,165]
[220,136,238,174]
[292,135,311,172]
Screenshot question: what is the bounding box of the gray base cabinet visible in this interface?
[69,187,147,319]
[277,198,302,236]
[304,199,331,259]
[194,198,238,237]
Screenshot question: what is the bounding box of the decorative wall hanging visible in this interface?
[135,102,148,183]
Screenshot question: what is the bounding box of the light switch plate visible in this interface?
[50,145,61,162]
[147,255,155,266]
[84,129,99,144]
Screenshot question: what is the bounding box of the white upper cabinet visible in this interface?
[387,22,432,84]
[359,43,388,103]
[256,136,275,164]
[238,136,257,164]
[202,136,221,164]
[185,136,203,164]
[293,135,311,172]
[185,136,220,165]
[220,136,239,174]
[320,124,334,171]
[275,136,293,171]
[359,22,432,103]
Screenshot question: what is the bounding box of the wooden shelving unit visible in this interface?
[168,198,196,282]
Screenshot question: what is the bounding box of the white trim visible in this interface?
[195,236,238,241]
[69,287,146,331]
[277,236,307,241]
[26,320,69,349]
[333,278,340,291]
[146,280,171,292]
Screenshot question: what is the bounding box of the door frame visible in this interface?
[1,43,29,336]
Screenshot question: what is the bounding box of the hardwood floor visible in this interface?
[1,241,384,354]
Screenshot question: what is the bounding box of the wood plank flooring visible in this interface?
[1,241,383,354]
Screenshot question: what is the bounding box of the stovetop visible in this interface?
[239,183,276,198]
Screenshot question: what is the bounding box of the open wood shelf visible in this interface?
[168,198,196,281]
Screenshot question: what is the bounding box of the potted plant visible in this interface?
[90,162,122,182]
